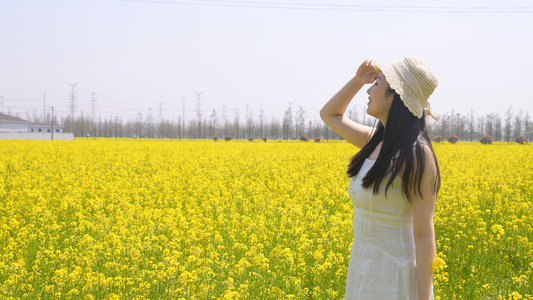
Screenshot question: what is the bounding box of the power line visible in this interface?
[116,0,533,13]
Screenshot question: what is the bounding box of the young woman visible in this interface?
[320,57,440,300]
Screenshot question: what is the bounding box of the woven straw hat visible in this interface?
[377,56,440,123]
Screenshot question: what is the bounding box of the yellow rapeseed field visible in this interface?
[0,139,531,299]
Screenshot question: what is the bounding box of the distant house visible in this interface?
[0,113,73,140]
[0,113,30,132]
[30,124,64,133]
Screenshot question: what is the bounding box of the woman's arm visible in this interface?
[412,147,438,300]
[319,59,378,149]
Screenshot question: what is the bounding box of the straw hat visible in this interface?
[377,56,440,123]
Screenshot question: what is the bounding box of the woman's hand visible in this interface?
[319,58,378,148]
[355,59,379,84]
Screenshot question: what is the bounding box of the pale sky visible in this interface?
[1,0,532,123]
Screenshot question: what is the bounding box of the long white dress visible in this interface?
[344,158,434,300]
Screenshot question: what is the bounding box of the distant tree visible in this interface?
[450,109,455,135]
[448,135,459,144]
[146,108,153,139]
[439,112,448,139]
[246,105,253,139]
[504,106,513,142]
[514,109,523,138]
[493,113,502,141]
[270,116,281,139]
[210,109,219,138]
[282,105,293,141]
[477,115,485,141]
[135,111,143,138]
[469,110,474,141]
[456,113,466,140]
[524,112,533,140]
[480,135,493,144]
[514,136,527,144]
[485,113,494,140]
[234,109,240,139]
[12,99,533,141]
[295,106,307,138]
[259,105,264,139]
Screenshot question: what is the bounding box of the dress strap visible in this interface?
[392,150,400,160]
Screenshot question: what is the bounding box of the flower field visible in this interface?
[0,139,531,299]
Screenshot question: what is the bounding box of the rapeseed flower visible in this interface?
[0,140,531,299]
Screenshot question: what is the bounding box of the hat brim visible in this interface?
[376,63,424,119]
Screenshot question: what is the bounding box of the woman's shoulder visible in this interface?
[416,138,436,157]
[395,137,434,161]
[412,139,438,179]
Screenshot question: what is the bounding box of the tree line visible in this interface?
[15,105,533,142]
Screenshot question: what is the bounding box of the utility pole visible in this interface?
[50,106,55,140]
[69,82,78,119]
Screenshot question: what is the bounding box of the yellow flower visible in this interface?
[1,140,532,299]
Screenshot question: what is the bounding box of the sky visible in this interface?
[1,0,532,124]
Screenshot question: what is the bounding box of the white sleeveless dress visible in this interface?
[344,158,434,300]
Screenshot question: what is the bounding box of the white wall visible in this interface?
[0,132,74,140]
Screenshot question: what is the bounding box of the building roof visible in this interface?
[30,123,64,128]
[0,113,29,123]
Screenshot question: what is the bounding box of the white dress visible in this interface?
[344,158,434,300]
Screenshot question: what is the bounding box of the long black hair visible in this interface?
[347,89,440,202]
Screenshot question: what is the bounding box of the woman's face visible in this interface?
[366,72,395,125]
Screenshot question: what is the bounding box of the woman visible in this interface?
[320,57,440,300]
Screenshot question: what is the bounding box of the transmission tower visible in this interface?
[195,91,202,138]
[69,82,78,119]
[195,91,202,121]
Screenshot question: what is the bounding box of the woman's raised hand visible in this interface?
[355,59,379,85]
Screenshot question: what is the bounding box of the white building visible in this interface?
[0,113,30,132]
[0,113,73,140]
[30,124,64,134]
